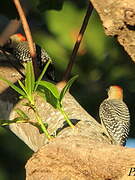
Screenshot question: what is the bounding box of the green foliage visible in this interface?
[38,75,78,109]
[25,61,35,97]
[34,59,52,91]
[0,57,78,135]
[15,108,30,120]
[0,77,26,97]
[0,60,52,139]
[1,0,19,19]
[38,75,78,128]
[59,75,78,104]
[0,0,65,19]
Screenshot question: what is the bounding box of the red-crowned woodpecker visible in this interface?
[3,33,55,80]
[99,85,130,146]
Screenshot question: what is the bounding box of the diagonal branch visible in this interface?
[62,2,93,82]
[12,0,39,78]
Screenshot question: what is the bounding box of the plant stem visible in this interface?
[60,107,75,128]
[34,107,52,139]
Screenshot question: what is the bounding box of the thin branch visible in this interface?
[12,0,39,78]
[0,19,20,47]
[62,2,93,82]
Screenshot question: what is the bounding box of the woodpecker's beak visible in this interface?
[3,39,12,50]
[106,87,109,92]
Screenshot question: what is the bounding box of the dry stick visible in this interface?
[62,2,93,82]
[12,0,39,78]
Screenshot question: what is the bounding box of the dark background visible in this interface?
[0,0,135,179]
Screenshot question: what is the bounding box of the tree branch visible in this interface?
[62,2,93,82]
[25,137,135,180]
[12,0,39,78]
[90,0,135,62]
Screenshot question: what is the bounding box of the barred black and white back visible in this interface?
[5,39,55,81]
[13,41,50,66]
[99,99,130,146]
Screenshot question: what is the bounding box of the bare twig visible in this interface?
[62,2,93,82]
[0,19,20,47]
[12,0,39,78]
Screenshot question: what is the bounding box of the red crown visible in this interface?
[16,33,26,41]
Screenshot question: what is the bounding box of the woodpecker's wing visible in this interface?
[99,99,130,146]
[13,41,32,62]
[6,41,55,81]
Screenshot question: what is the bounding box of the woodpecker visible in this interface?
[3,33,55,81]
[99,85,130,146]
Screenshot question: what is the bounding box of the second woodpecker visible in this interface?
[99,85,130,146]
[3,33,55,80]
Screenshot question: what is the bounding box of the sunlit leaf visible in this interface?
[18,80,27,95]
[59,75,78,103]
[34,58,52,91]
[0,76,26,96]
[37,80,59,98]
[42,87,59,109]
[25,61,35,96]
[0,118,27,126]
[15,108,29,120]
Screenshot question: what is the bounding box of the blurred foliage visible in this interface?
[0,0,19,19]
[0,0,135,179]
[0,0,64,19]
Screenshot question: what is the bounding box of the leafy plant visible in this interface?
[37,75,78,128]
[0,59,52,139]
[0,59,78,139]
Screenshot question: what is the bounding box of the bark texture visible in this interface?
[26,137,135,180]
[90,0,135,62]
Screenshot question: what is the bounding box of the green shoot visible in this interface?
[0,57,78,138]
[34,58,52,91]
[38,75,78,128]
[0,76,26,97]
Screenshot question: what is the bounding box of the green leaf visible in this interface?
[37,80,59,99]
[59,75,78,103]
[0,76,26,96]
[0,119,13,126]
[34,58,51,91]
[25,61,35,96]
[41,87,59,109]
[15,108,29,120]
[0,118,27,126]
[18,80,27,95]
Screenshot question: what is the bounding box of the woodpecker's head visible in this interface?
[107,85,123,100]
[4,33,26,49]
[9,33,26,47]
